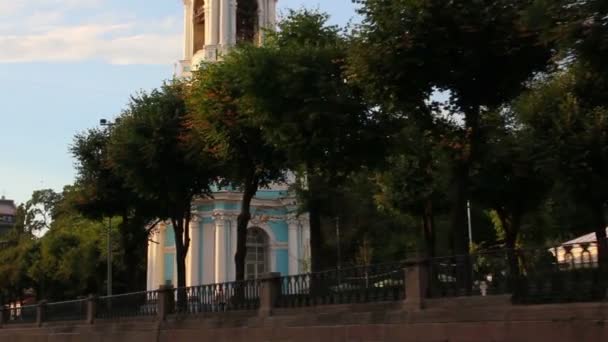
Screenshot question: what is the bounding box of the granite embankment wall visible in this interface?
[1,297,607,342]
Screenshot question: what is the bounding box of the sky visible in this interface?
[0,0,360,205]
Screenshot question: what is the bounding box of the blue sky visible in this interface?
[0,0,359,205]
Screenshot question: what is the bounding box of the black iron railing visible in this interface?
[46,299,87,322]
[428,250,511,298]
[428,242,607,303]
[3,304,37,324]
[173,279,260,315]
[277,262,406,307]
[513,245,605,304]
[95,290,158,319]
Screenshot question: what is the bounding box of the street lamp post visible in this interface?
[107,217,112,296]
[100,118,114,296]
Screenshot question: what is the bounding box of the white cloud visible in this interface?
[0,1,182,65]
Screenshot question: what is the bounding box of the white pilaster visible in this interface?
[202,222,215,284]
[288,216,299,275]
[214,217,227,283]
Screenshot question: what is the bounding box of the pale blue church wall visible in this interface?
[198,204,214,212]
[216,201,238,210]
[269,221,288,242]
[275,249,289,275]
[252,207,287,216]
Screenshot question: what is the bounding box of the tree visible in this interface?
[231,10,383,272]
[188,48,287,281]
[375,122,451,258]
[471,110,551,280]
[350,0,553,261]
[107,81,216,294]
[0,225,38,304]
[517,63,608,269]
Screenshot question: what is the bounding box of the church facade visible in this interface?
[146,0,311,291]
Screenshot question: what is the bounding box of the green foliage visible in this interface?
[71,127,158,291]
[188,42,289,280]
[107,81,217,289]
[188,45,287,192]
[0,229,38,302]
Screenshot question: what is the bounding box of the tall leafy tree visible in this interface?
[230,10,383,272]
[188,48,287,281]
[350,0,553,260]
[107,81,216,291]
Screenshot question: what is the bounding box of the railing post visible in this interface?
[86,295,97,324]
[36,300,47,327]
[157,285,174,321]
[258,272,281,317]
[404,259,428,311]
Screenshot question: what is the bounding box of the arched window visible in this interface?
[193,0,206,52]
[237,0,258,44]
[245,227,269,279]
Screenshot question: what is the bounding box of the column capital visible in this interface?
[212,210,237,221]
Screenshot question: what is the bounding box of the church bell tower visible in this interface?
[178,0,277,76]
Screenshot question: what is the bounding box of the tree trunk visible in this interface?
[309,196,323,273]
[235,175,259,282]
[449,106,480,296]
[120,214,148,292]
[422,199,436,258]
[172,211,191,312]
[497,208,521,292]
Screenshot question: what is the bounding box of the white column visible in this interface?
[269,0,277,26]
[146,234,155,291]
[301,216,311,272]
[219,0,233,46]
[229,0,237,45]
[156,225,166,287]
[204,0,213,45]
[188,217,200,286]
[210,0,220,45]
[183,0,193,59]
[214,217,227,283]
[288,219,299,275]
